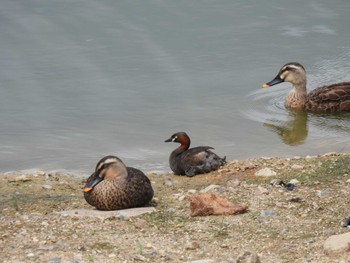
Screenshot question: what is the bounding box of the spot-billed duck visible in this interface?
[84,155,154,210]
[262,62,350,112]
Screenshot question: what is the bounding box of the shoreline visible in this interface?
[1,152,350,262]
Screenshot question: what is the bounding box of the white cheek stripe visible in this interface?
[97,158,117,170]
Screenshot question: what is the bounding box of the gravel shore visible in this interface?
[1,153,350,262]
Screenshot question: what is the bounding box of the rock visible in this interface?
[200,184,220,193]
[188,189,197,194]
[57,207,156,220]
[291,164,303,170]
[260,210,276,218]
[255,168,276,177]
[227,178,241,187]
[324,232,350,254]
[236,251,261,263]
[133,219,149,229]
[185,241,200,250]
[318,189,331,197]
[289,179,299,185]
[187,260,214,263]
[256,186,269,195]
[189,194,248,217]
[163,177,173,187]
[42,184,53,190]
[8,175,32,183]
[47,257,61,263]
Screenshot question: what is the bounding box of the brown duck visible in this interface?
[84,155,154,210]
[262,62,350,112]
[165,132,226,177]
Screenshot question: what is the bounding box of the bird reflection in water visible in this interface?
[264,110,308,146]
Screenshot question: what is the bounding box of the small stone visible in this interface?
[289,179,300,185]
[8,175,32,183]
[260,210,276,218]
[256,186,269,195]
[324,232,350,254]
[42,184,53,190]
[346,178,350,184]
[133,219,149,229]
[255,168,276,177]
[236,251,261,263]
[185,241,200,250]
[26,253,35,258]
[163,177,173,187]
[200,184,220,193]
[188,189,197,194]
[36,171,46,177]
[178,195,186,201]
[47,257,61,263]
[318,189,331,197]
[227,178,241,187]
[291,164,303,170]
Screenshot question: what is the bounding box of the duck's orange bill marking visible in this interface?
[84,187,92,192]
[262,83,270,88]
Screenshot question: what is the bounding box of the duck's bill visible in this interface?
[164,138,172,142]
[262,75,284,88]
[83,172,103,192]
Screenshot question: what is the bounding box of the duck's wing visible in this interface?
[307,82,350,112]
[125,167,154,207]
[182,146,226,176]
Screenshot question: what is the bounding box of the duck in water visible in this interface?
[262,62,350,112]
[165,132,226,177]
[84,155,154,210]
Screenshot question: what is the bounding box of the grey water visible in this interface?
[1,0,350,175]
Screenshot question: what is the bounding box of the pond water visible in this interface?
[1,0,350,175]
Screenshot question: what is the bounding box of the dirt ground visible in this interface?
[1,153,350,263]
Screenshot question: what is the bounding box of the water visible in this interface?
[1,0,350,175]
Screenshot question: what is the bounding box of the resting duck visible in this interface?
[84,155,154,210]
[262,62,350,112]
[165,132,226,177]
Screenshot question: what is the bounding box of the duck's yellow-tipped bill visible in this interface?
[84,187,93,192]
[262,83,270,88]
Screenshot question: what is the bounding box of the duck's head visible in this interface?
[83,155,127,192]
[165,132,191,146]
[262,62,306,88]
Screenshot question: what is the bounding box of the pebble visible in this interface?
[42,184,53,190]
[26,253,35,258]
[199,184,220,193]
[318,189,331,197]
[324,232,350,254]
[291,164,303,170]
[256,186,269,195]
[260,210,276,218]
[47,257,61,263]
[255,168,276,177]
[289,179,299,185]
[188,189,197,194]
[163,177,173,187]
[133,219,149,229]
[236,251,261,263]
[227,178,241,187]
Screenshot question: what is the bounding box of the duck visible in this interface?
[262,62,350,112]
[165,132,226,177]
[83,155,154,210]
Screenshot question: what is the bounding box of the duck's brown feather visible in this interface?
[305,82,350,112]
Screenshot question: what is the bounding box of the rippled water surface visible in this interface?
[1,0,350,175]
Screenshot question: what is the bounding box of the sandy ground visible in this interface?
[1,152,350,263]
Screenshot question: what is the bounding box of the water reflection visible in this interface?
[263,110,308,146]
